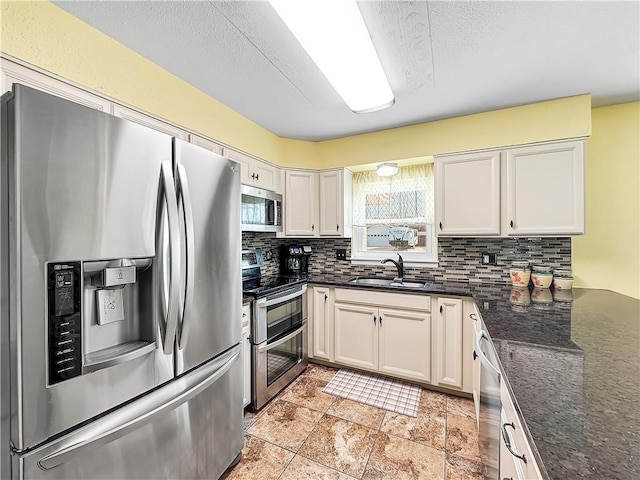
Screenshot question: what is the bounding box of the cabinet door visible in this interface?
[433,297,464,389]
[505,140,585,235]
[285,170,317,236]
[223,148,252,185]
[242,324,251,408]
[189,134,223,154]
[253,159,281,192]
[378,308,431,383]
[112,105,187,139]
[319,170,342,236]
[1,59,112,113]
[435,151,501,236]
[334,303,377,371]
[311,287,332,361]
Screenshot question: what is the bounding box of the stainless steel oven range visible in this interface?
[242,250,308,410]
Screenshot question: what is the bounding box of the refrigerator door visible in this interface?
[2,85,175,450]
[173,139,241,374]
[15,346,243,480]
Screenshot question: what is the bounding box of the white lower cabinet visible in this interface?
[309,286,332,361]
[241,304,251,408]
[332,288,431,384]
[432,297,464,389]
[334,303,378,370]
[378,308,431,383]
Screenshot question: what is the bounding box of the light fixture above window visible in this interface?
[376,163,398,177]
[269,0,395,113]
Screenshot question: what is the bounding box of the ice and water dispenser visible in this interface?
[47,258,156,385]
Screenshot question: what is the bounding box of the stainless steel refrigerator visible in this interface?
[0,84,243,479]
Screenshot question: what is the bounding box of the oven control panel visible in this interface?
[47,262,82,385]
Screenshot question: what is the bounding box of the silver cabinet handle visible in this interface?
[475,330,500,377]
[257,323,306,353]
[159,161,180,355]
[176,162,195,350]
[501,422,527,464]
[38,348,240,469]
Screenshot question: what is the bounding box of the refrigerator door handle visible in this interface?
[36,348,240,470]
[159,160,181,355]
[176,163,195,350]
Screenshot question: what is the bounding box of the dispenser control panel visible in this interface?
[47,262,82,384]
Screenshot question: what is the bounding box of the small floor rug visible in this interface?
[323,369,421,417]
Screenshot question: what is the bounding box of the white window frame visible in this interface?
[350,163,438,267]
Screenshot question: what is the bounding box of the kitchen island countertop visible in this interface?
[307,274,640,480]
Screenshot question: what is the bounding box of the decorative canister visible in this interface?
[509,261,530,287]
[553,269,574,290]
[531,265,553,288]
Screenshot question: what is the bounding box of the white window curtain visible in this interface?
[353,164,434,226]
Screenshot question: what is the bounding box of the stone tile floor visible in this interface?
[223,363,484,479]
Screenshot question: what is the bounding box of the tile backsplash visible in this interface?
[242,233,571,285]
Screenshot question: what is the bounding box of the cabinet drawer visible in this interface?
[334,288,430,312]
[500,387,544,480]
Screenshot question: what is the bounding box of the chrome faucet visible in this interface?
[381,254,404,283]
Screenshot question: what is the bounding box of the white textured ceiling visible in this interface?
[54,1,640,141]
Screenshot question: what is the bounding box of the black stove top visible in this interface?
[242,275,307,298]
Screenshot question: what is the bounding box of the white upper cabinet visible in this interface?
[189,134,223,155]
[2,59,111,113]
[284,168,352,238]
[284,170,318,236]
[435,139,585,237]
[319,169,352,237]
[224,148,281,192]
[505,140,585,235]
[436,151,501,236]
[112,105,188,139]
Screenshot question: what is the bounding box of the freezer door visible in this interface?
[174,139,241,374]
[3,85,175,450]
[15,347,243,480]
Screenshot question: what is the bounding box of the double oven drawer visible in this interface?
[252,284,308,410]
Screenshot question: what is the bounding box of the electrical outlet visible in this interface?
[481,253,496,265]
[336,249,347,260]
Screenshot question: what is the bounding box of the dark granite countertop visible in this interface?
[308,275,640,480]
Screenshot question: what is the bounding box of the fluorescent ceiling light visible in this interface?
[377,163,398,177]
[269,0,395,113]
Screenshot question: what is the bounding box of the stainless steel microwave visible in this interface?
[241,184,283,232]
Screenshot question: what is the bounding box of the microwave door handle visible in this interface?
[257,323,306,353]
[257,285,308,309]
[176,163,195,350]
[475,330,501,377]
[159,161,181,355]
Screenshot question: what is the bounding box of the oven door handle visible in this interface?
[257,285,307,308]
[257,323,306,353]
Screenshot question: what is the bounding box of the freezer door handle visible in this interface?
[176,162,195,350]
[159,161,181,355]
[36,348,240,470]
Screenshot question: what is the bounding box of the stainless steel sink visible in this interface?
[348,277,427,289]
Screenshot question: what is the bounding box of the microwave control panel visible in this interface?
[47,262,82,385]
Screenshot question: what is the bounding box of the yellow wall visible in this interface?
[573,103,640,300]
[5,1,637,299]
[1,1,591,169]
